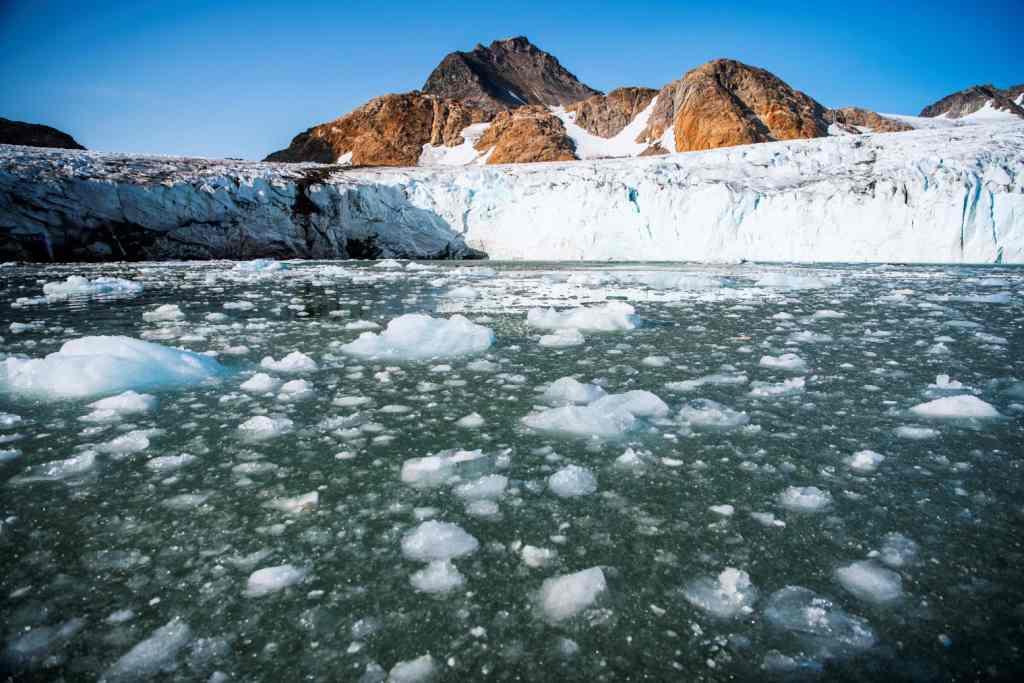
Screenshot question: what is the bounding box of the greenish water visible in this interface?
[1,260,1022,681]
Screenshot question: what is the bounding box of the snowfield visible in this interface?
[2,119,1023,262]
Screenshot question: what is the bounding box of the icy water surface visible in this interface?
[1,260,1023,681]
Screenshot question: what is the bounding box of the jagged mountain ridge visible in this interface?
[920,83,1024,119]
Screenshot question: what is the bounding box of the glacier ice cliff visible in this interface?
[1,121,1022,262]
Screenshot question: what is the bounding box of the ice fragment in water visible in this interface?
[778,486,832,512]
[245,565,308,597]
[340,314,493,361]
[527,302,638,332]
[764,586,876,655]
[543,377,606,405]
[260,351,318,373]
[683,568,758,618]
[102,618,191,680]
[909,395,1002,419]
[387,654,436,682]
[401,521,479,562]
[845,450,884,472]
[834,561,904,604]
[539,567,607,621]
[548,465,598,497]
[410,561,465,594]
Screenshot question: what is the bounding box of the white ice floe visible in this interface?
[527,302,638,332]
[455,412,485,428]
[260,351,318,373]
[145,453,197,473]
[388,654,437,683]
[845,450,885,472]
[538,567,607,621]
[32,276,142,304]
[895,425,939,440]
[909,395,1002,419]
[410,560,465,594]
[678,399,750,430]
[237,415,294,440]
[878,533,919,568]
[401,521,479,562]
[10,450,97,485]
[834,561,904,604]
[755,273,839,289]
[400,449,486,488]
[266,491,319,514]
[764,586,876,653]
[102,617,191,680]
[778,486,832,512]
[548,465,598,498]
[543,377,607,405]
[142,304,185,322]
[241,373,279,393]
[683,568,758,619]
[278,379,313,400]
[523,390,668,438]
[340,314,494,361]
[453,474,508,501]
[521,545,558,568]
[748,377,806,397]
[0,336,223,399]
[245,564,308,597]
[538,328,586,348]
[445,285,480,300]
[88,391,158,416]
[759,353,807,372]
[344,320,381,331]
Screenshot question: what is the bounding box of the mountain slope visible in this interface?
[422,36,600,114]
[0,117,85,150]
[919,84,1024,120]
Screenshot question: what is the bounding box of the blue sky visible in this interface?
[0,0,1019,159]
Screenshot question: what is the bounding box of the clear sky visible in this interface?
[1,0,1019,159]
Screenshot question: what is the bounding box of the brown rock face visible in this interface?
[919,84,1024,119]
[639,59,829,152]
[830,107,913,133]
[0,117,85,150]
[264,93,487,165]
[565,87,658,138]
[473,106,576,164]
[422,36,601,114]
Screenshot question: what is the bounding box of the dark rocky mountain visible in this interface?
[919,84,1024,119]
[830,107,913,133]
[566,87,658,137]
[421,36,600,114]
[0,117,85,150]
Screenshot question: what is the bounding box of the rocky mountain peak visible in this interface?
[919,83,1024,119]
[0,117,85,150]
[422,36,600,114]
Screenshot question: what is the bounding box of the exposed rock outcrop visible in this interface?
[639,59,829,152]
[265,93,488,166]
[422,36,600,114]
[0,117,85,150]
[473,106,576,164]
[830,107,913,133]
[919,84,1024,119]
[565,87,658,138]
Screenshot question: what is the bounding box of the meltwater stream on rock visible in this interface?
[0,259,1022,681]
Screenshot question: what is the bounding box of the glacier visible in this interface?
[1,120,1022,262]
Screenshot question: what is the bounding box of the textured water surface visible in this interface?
[1,260,1023,681]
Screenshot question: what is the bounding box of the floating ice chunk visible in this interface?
[590,390,669,418]
[521,545,558,568]
[778,486,832,512]
[845,450,884,472]
[400,449,485,488]
[538,328,585,348]
[527,302,638,332]
[261,351,317,373]
[266,491,319,514]
[835,561,904,604]
[683,568,757,618]
[759,353,807,372]
[99,429,159,455]
[709,504,735,517]
[614,447,646,469]
[641,355,670,367]
[278,379,313,400]
[665,372,748,392]
[10,450,97,485]
[142,304,184,322]
[466,359,499,372]
[163,493,211,510]
[345,320,381,331]
[0,336,223,399]
[410,561,465,594]
[788,330,833,344]
[454,474,508,500]
[465,499,500,518]
[879,533,919,568]
[928,374,969,391]
[146,453,197,472]
[679,399,750,430]
[240,373,278,393]
[234,259,284,272]
[89,391,157,415]
[909,395,1001,419]
[40,276,142,302]
[538,567,607,621]
[222,300,255,310]
[245,565,308,597]
[340,314,494,361]
[751,512,786,528]
[388,654,436,683]
[543,377,607,405]
[0,412,22,428]
[748,377,806,397]
[895,425,939,440]
[0,448,20,463]
[764,586,875,653]
[455,412,485,428]
[103,617,191,680]
[445,285,480,300]
[548,465,597,498]
[401,521,479,562]
[811,309,846,320]
[523,389,666,438]
[238,415,294,440]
